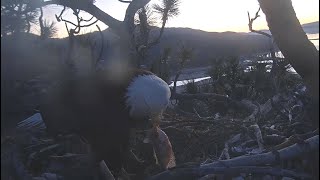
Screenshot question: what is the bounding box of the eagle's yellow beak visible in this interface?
[150,112,162,128]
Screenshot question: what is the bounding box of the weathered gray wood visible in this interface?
[147,135,319,180]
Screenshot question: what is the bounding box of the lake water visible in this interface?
[169,76,211,87]
[172,33,319,87]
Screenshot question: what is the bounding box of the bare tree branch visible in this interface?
[80,15,95,22]
[239,100,260,122]
[171,45,193,94]
[124,0,151,33]
[41,0,122,33]
[147,0,181,48]
[64,22,70,36]
[59,17,98,30]
[119,0,132,3]
[99,161,115,180]
[55,6,99,36]
[247,8,272,38]
[55,6,66,22]
[147,23,166,48]
[39,5,44,39]
[95,25,104,68]
[248,7,284,94]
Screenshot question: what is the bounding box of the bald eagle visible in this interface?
[17,68,171,176]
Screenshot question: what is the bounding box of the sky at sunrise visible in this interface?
[39,0,319,38]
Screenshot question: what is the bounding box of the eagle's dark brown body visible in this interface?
[40,69,156,174]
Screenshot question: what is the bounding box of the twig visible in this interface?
[193,108,214,119]
[250,124,264,150]
[288,104,302,123]
[247,8,272,38]
[60,16,99,30]
[99,160,116,180]
[80,15,95,22]
[219,143,230,160]
[172,93,230,102]
[119,0,132,3]
[49,153,87,160]
[39,5,44,39]
[55,6,66,22]
[94,24,104,69]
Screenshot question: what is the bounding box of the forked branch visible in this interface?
[247,8,272,38]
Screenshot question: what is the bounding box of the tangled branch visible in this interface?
[56,8,98,35]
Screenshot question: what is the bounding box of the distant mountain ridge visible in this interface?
[78,27,272,67]
[1,21,317,72]
[301,21,319,34]
[254,21,319,35]
[77,21,318,67]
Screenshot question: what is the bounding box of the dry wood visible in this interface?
[99,161,116,180]
[172,93,230,102]
[147,135,319,180]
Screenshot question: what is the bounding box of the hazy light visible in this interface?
[164,0,319,32]
[40,0,319,38]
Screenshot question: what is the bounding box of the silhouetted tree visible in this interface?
[1,0,38,36]
[36,0,180,68]
[38,6,57,39]
[208,57,245,97]
[172,45,193,94]
[151,47,171,83]
[135,0,181,67]
[257,0,319,128]
[41,20,57,39]
[151,0,180,45]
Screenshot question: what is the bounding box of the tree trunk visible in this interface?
[119,34,137,67]
[13,3,24,35]
[26,22,31,33]
[258,0,319,128]
[39,6,44,39]
[172,72,181,95]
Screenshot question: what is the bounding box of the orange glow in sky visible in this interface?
[41,0,319,38]
[164,0,319,32]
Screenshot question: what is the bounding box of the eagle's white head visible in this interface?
[125,74,171,125]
